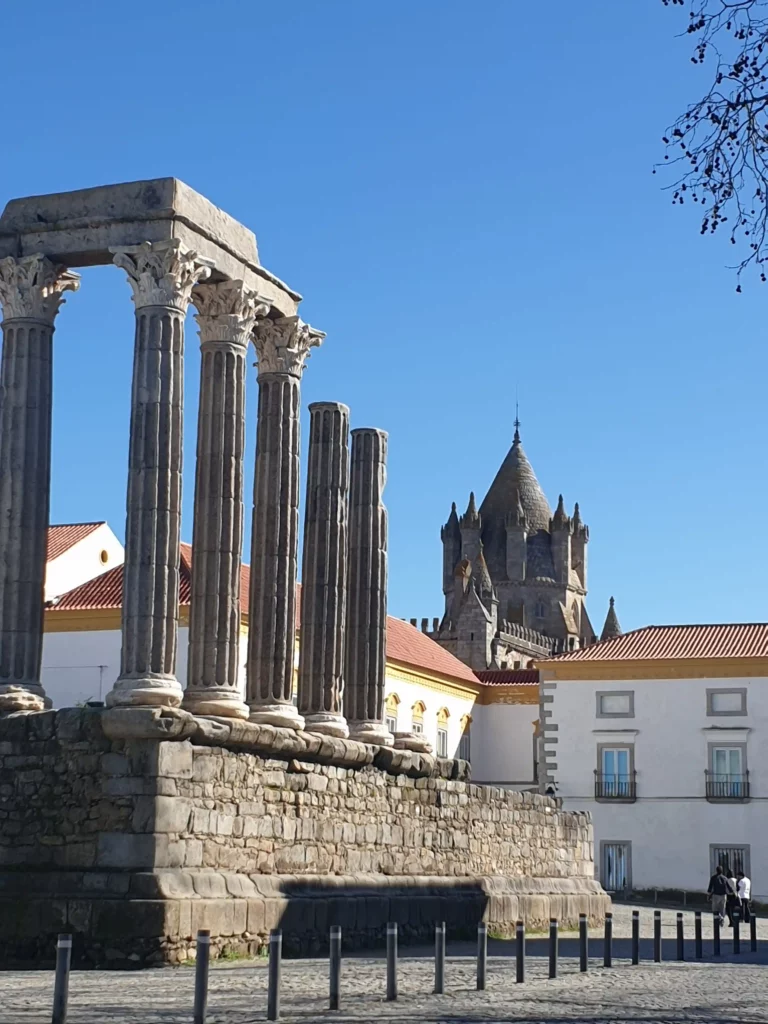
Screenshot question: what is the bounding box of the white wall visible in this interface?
[45,525,124,601]
[471,702,538,785]
[383,667,475,757]
[41,626,250,709]
[550,674,768,897]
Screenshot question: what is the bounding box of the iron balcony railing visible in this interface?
[594,770,637,801]
[705,771,750,801]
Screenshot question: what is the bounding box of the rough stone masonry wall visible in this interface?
[0,708,608,966]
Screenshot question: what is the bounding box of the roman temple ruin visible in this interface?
[0,180,607,964]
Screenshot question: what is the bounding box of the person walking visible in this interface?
[737,870,752,923]
[708,865,733,924]
[726,871,739,927]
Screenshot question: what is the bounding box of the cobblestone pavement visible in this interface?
[4,905,767,1024]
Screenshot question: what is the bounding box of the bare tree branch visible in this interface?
[660,0,768,286]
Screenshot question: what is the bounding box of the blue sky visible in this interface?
[0,0,764,632]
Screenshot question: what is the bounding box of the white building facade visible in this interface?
[41,524,540,783]
[539,623,768,899]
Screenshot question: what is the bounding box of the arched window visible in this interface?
[385,693,400,735]
[459,713,472,762]
[411,700,426,735]
[436,707,450,758]
[535,599,546,619]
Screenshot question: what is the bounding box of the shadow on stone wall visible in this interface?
[276,878,488,955]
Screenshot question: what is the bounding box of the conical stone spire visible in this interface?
[479,427,551,534]
[552,494,570,530]
[601,597,622,641]
[460,491,480,529]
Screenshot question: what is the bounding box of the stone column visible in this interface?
[298,402,350,737]
[246,316,324,729]
[344,428,393,745]
[106,240,213,709]
[0,256,80,711]
[182,281,268,719]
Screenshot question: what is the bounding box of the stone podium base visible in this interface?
[0,707,609,967]
[0,871,609,966]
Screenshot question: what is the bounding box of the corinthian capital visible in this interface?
[192,280,270,347]
[111,239,213,310]
[0,255,80,324]
[253,315,325,377]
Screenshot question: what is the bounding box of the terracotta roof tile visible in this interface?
[475,669,539,685]
[51,556,192,610]
[51,558,478,685]
[542,623,768,663]
[47,523,104,562]
[385,617,480,685]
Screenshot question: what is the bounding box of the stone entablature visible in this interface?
[0,707,608,965]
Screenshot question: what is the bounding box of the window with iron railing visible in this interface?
[705,770,750,800]
[594,770,637,800]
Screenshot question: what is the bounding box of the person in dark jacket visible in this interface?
[707,865,735,924]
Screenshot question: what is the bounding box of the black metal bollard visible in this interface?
[713,914,721,957]
[267,929,282,1022]
[193,929,210,1024]
[631,910,640,965]
[549,918,558,979]
[751,914,757,953]
[386,923,398,1002]
[476,922,487,991]
[515,920,525,983]
[329,925,341,1011]
[603,913,613,968]
[733,909,741,955]
[695,911,702,959]
[653,910,662,963]
[676,913,684,961]
[434,922,446,995]
[579,913,588,972]
[51,933,72,1024]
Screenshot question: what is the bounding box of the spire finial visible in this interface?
[513,393,521,444]
[601,596,622,640]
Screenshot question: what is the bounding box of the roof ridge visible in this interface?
[50,521,106,527]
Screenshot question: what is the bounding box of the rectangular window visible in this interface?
[386,715,398,735]
[601,841,631,892]
[458,731,470,762]
[412,721,423,735]
[596,745,635,799]
[596,691,634,718]
[436,727,448,758]
[710,844,750,877]
[707,745,748,798]
[707,688,747,716]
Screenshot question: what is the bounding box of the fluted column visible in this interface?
[298,402,350,737]
[0,256,80,710]
[182,281,268,719]
[246,316,324,730]
[106,240,213,709]
[344,428,392,746]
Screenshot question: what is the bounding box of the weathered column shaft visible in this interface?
[0,256,79,709]
[183,282,266,719]
[107,240,212,709]
[298,402,350,737]
[344,427,392,745]
[246,316,324,730]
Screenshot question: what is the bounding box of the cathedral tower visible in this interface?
[433,422,598,670]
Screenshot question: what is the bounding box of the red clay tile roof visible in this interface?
[385,617,480,685]
[47,523,104,562]
[51,558,192,610]
[475,669,539,685]
[543,623,768,663]
[51,555,478,685]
